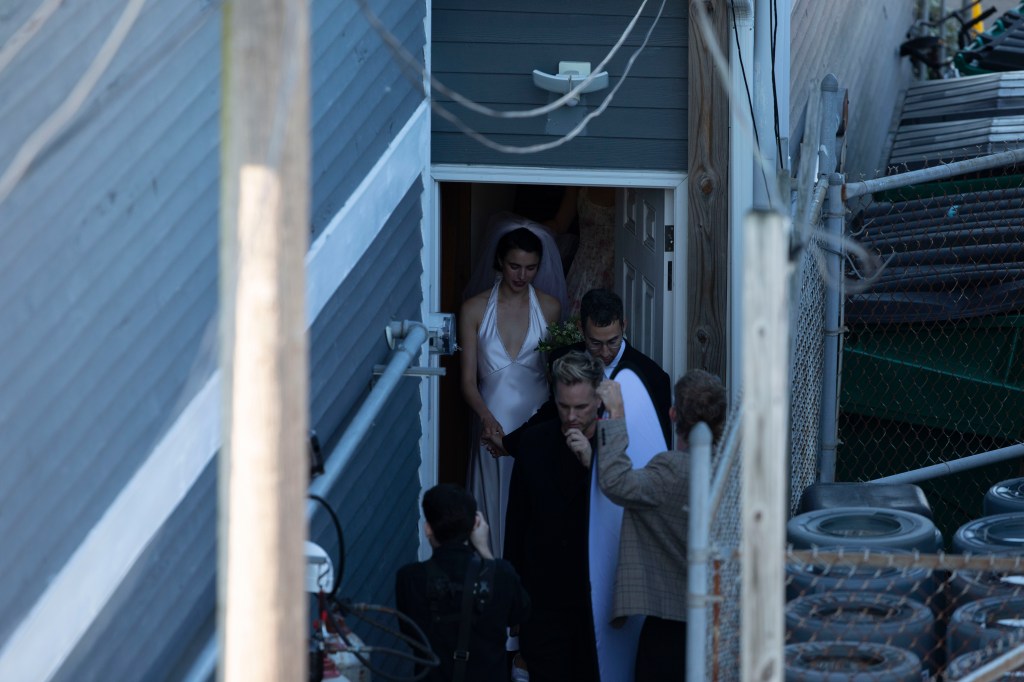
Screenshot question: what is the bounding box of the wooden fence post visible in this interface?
[219,1,310,680]
[741,209,791,682]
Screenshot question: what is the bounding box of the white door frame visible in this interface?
[422,164,687,509]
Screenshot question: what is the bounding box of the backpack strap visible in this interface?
[452,554,486,682]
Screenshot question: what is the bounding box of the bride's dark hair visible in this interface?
[493,227,543,270]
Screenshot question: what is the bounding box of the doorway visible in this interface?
[432,171,686,488]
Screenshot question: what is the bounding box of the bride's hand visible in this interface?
[480,414,504,442]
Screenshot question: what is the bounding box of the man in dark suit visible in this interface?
[503,351,604,682]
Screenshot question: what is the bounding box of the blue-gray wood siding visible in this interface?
[311,0,426,238]
[431,0,687,170]
[49,185,424,682]
[0,0,424,675]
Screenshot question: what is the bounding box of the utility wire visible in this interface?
[731,2,769,199]
[0,0,150,206]
[358,0,667,154]
[0,0,65,76]
[770,0,784,169]
[356,0,653,120]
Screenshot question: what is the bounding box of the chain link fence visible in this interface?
[838,150,1024,545]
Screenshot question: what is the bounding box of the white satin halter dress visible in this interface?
[468,280,549,555]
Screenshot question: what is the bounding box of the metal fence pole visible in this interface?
[818,173,844,482]
[844,146,1024,199]
[687,422,712,682]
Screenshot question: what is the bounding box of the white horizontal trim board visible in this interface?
[431,164,685,188]
[0,100,430,681]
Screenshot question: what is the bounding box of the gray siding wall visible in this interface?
[0,0,425,675]
[0,0,222,649]
[311,0,427,238]
[432,0,687,170]
[49,185,424,682]
[790,0,917,178]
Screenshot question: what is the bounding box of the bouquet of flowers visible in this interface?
[536,317,583,353]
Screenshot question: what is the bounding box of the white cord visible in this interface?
[357,0,654,119]
[0,0,65,76]
[359,0,667,153]
[0,0,150,206]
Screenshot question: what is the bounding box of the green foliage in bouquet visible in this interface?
[536,317,583,353]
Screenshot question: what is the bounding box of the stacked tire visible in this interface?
[784,641,921,681]
[787,507,943,553]
[785,507,943,679]
[785,591,939,674]
[946,507,1024,664]
[983,477,1024,516]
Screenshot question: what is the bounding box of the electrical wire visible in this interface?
[358,0,651,119]
[731,2,768,197]
[0,0,65,76]
[308,494,346,598]
[769,0,784,169]
[0,0,150,206]
[358,0,668,154]
[326,598,439,682]
[690,0,783,211]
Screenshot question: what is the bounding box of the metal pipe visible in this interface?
[818,173,844,483]
[309,321,428,499]
[183,322,429,682]
[687,422,712,682]
[871,443,1024,485]
[845,147,1024,199]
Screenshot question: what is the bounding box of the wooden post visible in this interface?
[219,1,310,681]
[741,210,790,682]
[687,0,730,378]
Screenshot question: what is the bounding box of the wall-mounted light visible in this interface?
[532,61,609,107]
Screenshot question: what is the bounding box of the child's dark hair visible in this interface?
[422,483,477,544]
[493,227,543,270]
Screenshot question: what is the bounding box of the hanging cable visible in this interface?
[308,494,346,598]
[731,2,768,197]
[770,0,784,169]
[358,0,667,154]
[0,0,149,206]
[357,0,653,119]
[0,0,65,76]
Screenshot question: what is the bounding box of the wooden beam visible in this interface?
[741,210,790,682]
[219,1,310,680]
[687,0,730,377]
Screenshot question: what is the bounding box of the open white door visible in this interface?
[615,188,669,365]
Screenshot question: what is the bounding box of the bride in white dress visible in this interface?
[460,223,562,555]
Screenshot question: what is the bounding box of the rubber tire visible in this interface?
[948,556,1024,611]
[953,513,1024,554]
[787,507,942,552]
[784,641,922,682]
[946,648,1024,680]
[786,591,938,673]
[947,595,1024,659]
[984,478,1024,516]
[786,547,941,614]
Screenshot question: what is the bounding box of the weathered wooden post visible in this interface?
[741,209,790,682]
[219,1,310,680]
